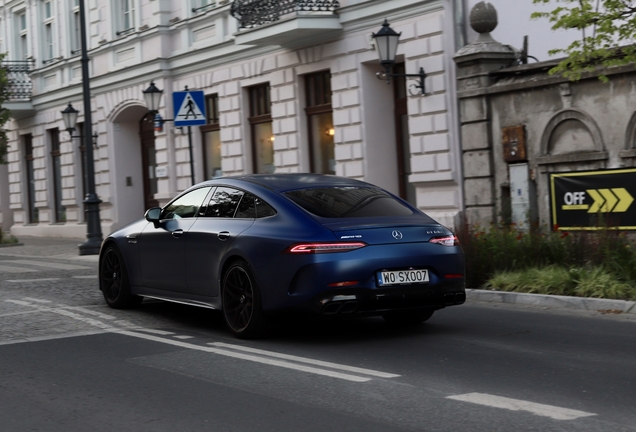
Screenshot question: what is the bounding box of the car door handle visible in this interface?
[171,229,184,238]
[217,231,230,241]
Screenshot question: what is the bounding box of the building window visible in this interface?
[42,0,55,62]
[23,134,38,223]
[248,84,274,174]
[70,0,81,55]
[116,0,136,35]
[49,128,66,223]
[192,0,215,13]
[305,71,334,175]
[16,11,28,59]
[200,94,221,179]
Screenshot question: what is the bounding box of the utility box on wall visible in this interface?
[502,125,527,163]
[509,163,537,230]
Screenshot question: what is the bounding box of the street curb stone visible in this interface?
[467,288,636,314]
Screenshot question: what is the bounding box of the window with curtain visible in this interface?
[248,84,274,174]
[201,94,222,179]
[305,71,334,175]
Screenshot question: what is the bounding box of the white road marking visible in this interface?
[210,342,401,379]
[447,393,596,420]
[73,275,97,279]
[62,306,116,320]
[4,260,90,271]
[115,330,373,382]
[22,297,52,303]
[173,335,195,340]
[0,330,108,346]
[0,265,38,273]
[5,278,60,282]
[129,328,175,336]
[2,297,398,383]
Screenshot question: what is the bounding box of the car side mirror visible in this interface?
[144,207,162,225]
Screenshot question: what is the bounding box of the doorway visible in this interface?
[140,113,159,210]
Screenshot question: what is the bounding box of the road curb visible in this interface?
[466,288,636,314]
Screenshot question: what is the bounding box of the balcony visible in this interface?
[230,0,342,47]
[2,60,35,120]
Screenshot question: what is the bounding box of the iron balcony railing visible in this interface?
[230,0,339,29]
[2,60,35,100]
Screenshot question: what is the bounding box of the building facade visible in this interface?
[0,0,467,238]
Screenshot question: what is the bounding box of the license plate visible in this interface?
[377,269,429,286]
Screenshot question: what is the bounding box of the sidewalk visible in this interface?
[2,237,636,315]
[0,236,99,262]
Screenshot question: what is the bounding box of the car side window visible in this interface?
[204,187,244,218]
[235,193,256,219]
[161,187,211,220]
[255,197,276,218]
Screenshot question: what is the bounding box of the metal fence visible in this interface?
[230,0,339,29]
[2,60,34,100]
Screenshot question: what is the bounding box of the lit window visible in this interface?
[200,94,222,179]
[305,71,334,175]
[248,84,274,174]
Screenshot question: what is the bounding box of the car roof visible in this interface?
[218,173,373,192]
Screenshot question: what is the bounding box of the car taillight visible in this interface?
[286,242,367,254]
[429,235,459,246]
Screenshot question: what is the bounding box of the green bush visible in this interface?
[457,222,636,300]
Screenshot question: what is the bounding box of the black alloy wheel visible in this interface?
[99,245,142,309]
[222,260,268,339]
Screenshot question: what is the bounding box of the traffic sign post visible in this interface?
[173,91,206,127]
[550,169,636,230]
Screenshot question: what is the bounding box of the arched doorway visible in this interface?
[140,113,159,210]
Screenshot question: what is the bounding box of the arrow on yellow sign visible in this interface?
[586,188,634,213]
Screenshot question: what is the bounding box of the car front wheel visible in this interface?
[221,260,269,339]
[99,245,142,309]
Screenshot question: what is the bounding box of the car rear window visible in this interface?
[284,187,413,218]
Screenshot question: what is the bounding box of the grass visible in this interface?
[0,227,18,245]
[456,222,636,301]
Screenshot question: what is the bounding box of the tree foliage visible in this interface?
[532,0,636,81]
[0,53,10,163]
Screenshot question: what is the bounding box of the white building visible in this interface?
[0,0,467,239]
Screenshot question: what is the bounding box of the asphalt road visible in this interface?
[1,238,635,431]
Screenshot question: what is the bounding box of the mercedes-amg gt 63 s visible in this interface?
[99,174,465,338]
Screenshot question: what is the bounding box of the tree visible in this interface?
[532,0,636,81]
[0,53,10,163]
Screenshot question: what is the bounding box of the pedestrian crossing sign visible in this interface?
[172,90,206,127]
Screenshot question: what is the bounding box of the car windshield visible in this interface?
[284,187,413,218]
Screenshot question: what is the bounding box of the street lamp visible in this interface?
[142,82,163,114]
[372,19,427,96]
[71,0,102,255]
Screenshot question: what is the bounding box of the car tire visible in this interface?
[382,308,434,326]
[100,245,142,309]
[221,260,269,339]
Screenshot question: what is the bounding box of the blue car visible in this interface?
[99,174,465,338]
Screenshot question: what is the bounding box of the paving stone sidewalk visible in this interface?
[0,236,98,262]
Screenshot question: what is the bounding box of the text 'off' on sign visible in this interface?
[550,168,636,230]
[173,90,206,127]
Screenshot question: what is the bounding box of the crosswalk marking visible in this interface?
[0,265,38,273]
[447,393,596,420]
[4,260,90,271]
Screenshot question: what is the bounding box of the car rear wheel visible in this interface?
[222,260,269,339]
[100,245,142,309]
[382,308,434,325]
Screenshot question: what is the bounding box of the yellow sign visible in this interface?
[561,188,634,213]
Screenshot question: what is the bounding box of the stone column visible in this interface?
[453,2,516,226]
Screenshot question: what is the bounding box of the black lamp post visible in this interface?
[372,19,427,96]
[66,0,102,255]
